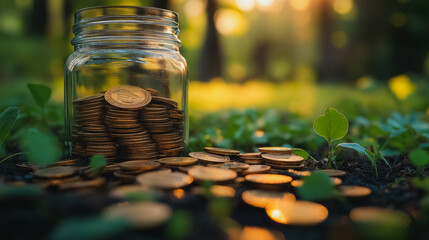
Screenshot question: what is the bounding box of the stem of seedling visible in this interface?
[0,152,25,165]
[328,141,333,168]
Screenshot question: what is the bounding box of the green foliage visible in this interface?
[292,148,311,160]
[337,142,378,178]
[0,106,19,145]
[165,211,192,240]
[409,149,429,168]
[0,184,42,198]
[19,128,61,165]
[27,83,51,109]
[90,155,107,175]
[297,171,335,201]
[413,177,429,193]
[48,216,130,240]
[313,107,349,144]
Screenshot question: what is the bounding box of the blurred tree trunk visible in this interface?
[198,0,222,82]
[29,0,48,35]
[317,0,337,82]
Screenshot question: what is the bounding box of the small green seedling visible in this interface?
[409,149,429,169]
[19,128,61,165]
[90,155,107,176]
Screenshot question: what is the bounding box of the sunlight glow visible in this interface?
[256,0,274,7]
[332,0,353,15]
[290,0,310,11]
[172,189,185,199]
[236,0,256,12]
[389,74,415,100]
[184,0,205,17]
[214,9,248,36]
[254,130,265,138]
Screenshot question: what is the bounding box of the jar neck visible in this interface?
[72,6,181,51]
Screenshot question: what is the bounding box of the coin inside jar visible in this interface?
[104,85,152,110]
[136,170,193,190]
[188,166,237,183]
[103,202,172,229]
[242,189,296,208]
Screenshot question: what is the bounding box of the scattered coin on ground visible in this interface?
[339,185,372,198]
[242,189,296,208]
[349,207,411,227]
[266,200,329,226]
[192,185,236,198]
[157,157,198,166]
[262,153,304,165]
[258,147,292,154]
[317,169,347,177]
[240,165,271,175]
[103,202,172,229]
[221,162,249,172]
[204,147,240,156]
[189,152,230,164]
[291,177,342,188]
[137,170,193,190]
[233,226,286,240]
[119,160,161,172]
[34,166,78,179]
[245,174,292,189]
[188,166,237,183]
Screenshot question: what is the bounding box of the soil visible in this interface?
[1,154,428,240]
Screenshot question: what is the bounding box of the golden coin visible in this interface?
[339,185,371,198]
[265,163,305,170]
[105,85,152,110]
[157,157,198,166]
[242,189,296,208]
[291,177,342,188]
[204,147,240,156]
[188,166,237,183]
[113,171,137,182]
[73,94,104,103]
[34,166,78,179]
[59,178,105,190]
[119,160,161,172]
[349,207,411,226]
[262,154,304,164]
[222,162,249,171]
[245,174,292,188]
[192,185,236,198]
[151,96,178,108]
[136,171,193,189]
[240,165,271,175]
[188,152,230,163]
[239,153,262,158]
[258,147,292,154]
[110,185,162,199]
[104,202,172,229]
[318,169,347,177]
[178,166,194,173]
[234,226,286,240]
[266,200,329,226]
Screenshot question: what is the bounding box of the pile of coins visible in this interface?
[260,147,305,170]
[71,85,185,162]
[239,152,264,165]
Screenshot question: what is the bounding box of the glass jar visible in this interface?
[64,6,188,163]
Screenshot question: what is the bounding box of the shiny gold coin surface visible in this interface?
[235,226,285,240]
[104,202,172,229]
[245,174,292,187]
[266,200,329,226]
[34,166,78,179]
[240,165,271,175]
[151,96,178,108]
[291,177,342,188]
[105,85,152,110]
[318,169,347,177]
[262,154,304,164]
[339,185,372,197]
[258,147,292,154]
[136,171,193,190]
[265,162,305,170]
[239,153,262,158]
[157,157,198,166]
[242,189,296,208]
[192,185,236,198]
[204,147,240,156]
[349,207,411,226]
[119,160,161,172]
[188,166,237,183]
[189,152,230,163]
[74,94,104,103]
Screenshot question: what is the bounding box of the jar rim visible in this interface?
[75,6,179,24]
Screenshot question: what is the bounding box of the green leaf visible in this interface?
[27,83,51,108]
[413,177,429,192]
[166,211,192,240]
[19,128,61,165]
[48,216,130,240]
[297,171,335,201]
[409,149,429,168]
[337,143,378,178]
[313,107,348,144]
[292,148,309,159]
[0,107,19,145]
[90,155,107,173]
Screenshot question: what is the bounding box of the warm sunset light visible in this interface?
[332,0,353,15]
[214,9,248,35]
[236,0,256,12]
[290,0,310,11]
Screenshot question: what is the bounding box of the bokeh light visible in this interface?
[290,0,310,11]
[236,0,256,12]
[214,9,248,36]
[332,0,354,15]
[388,74,415,100]
[184,0,206,17]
